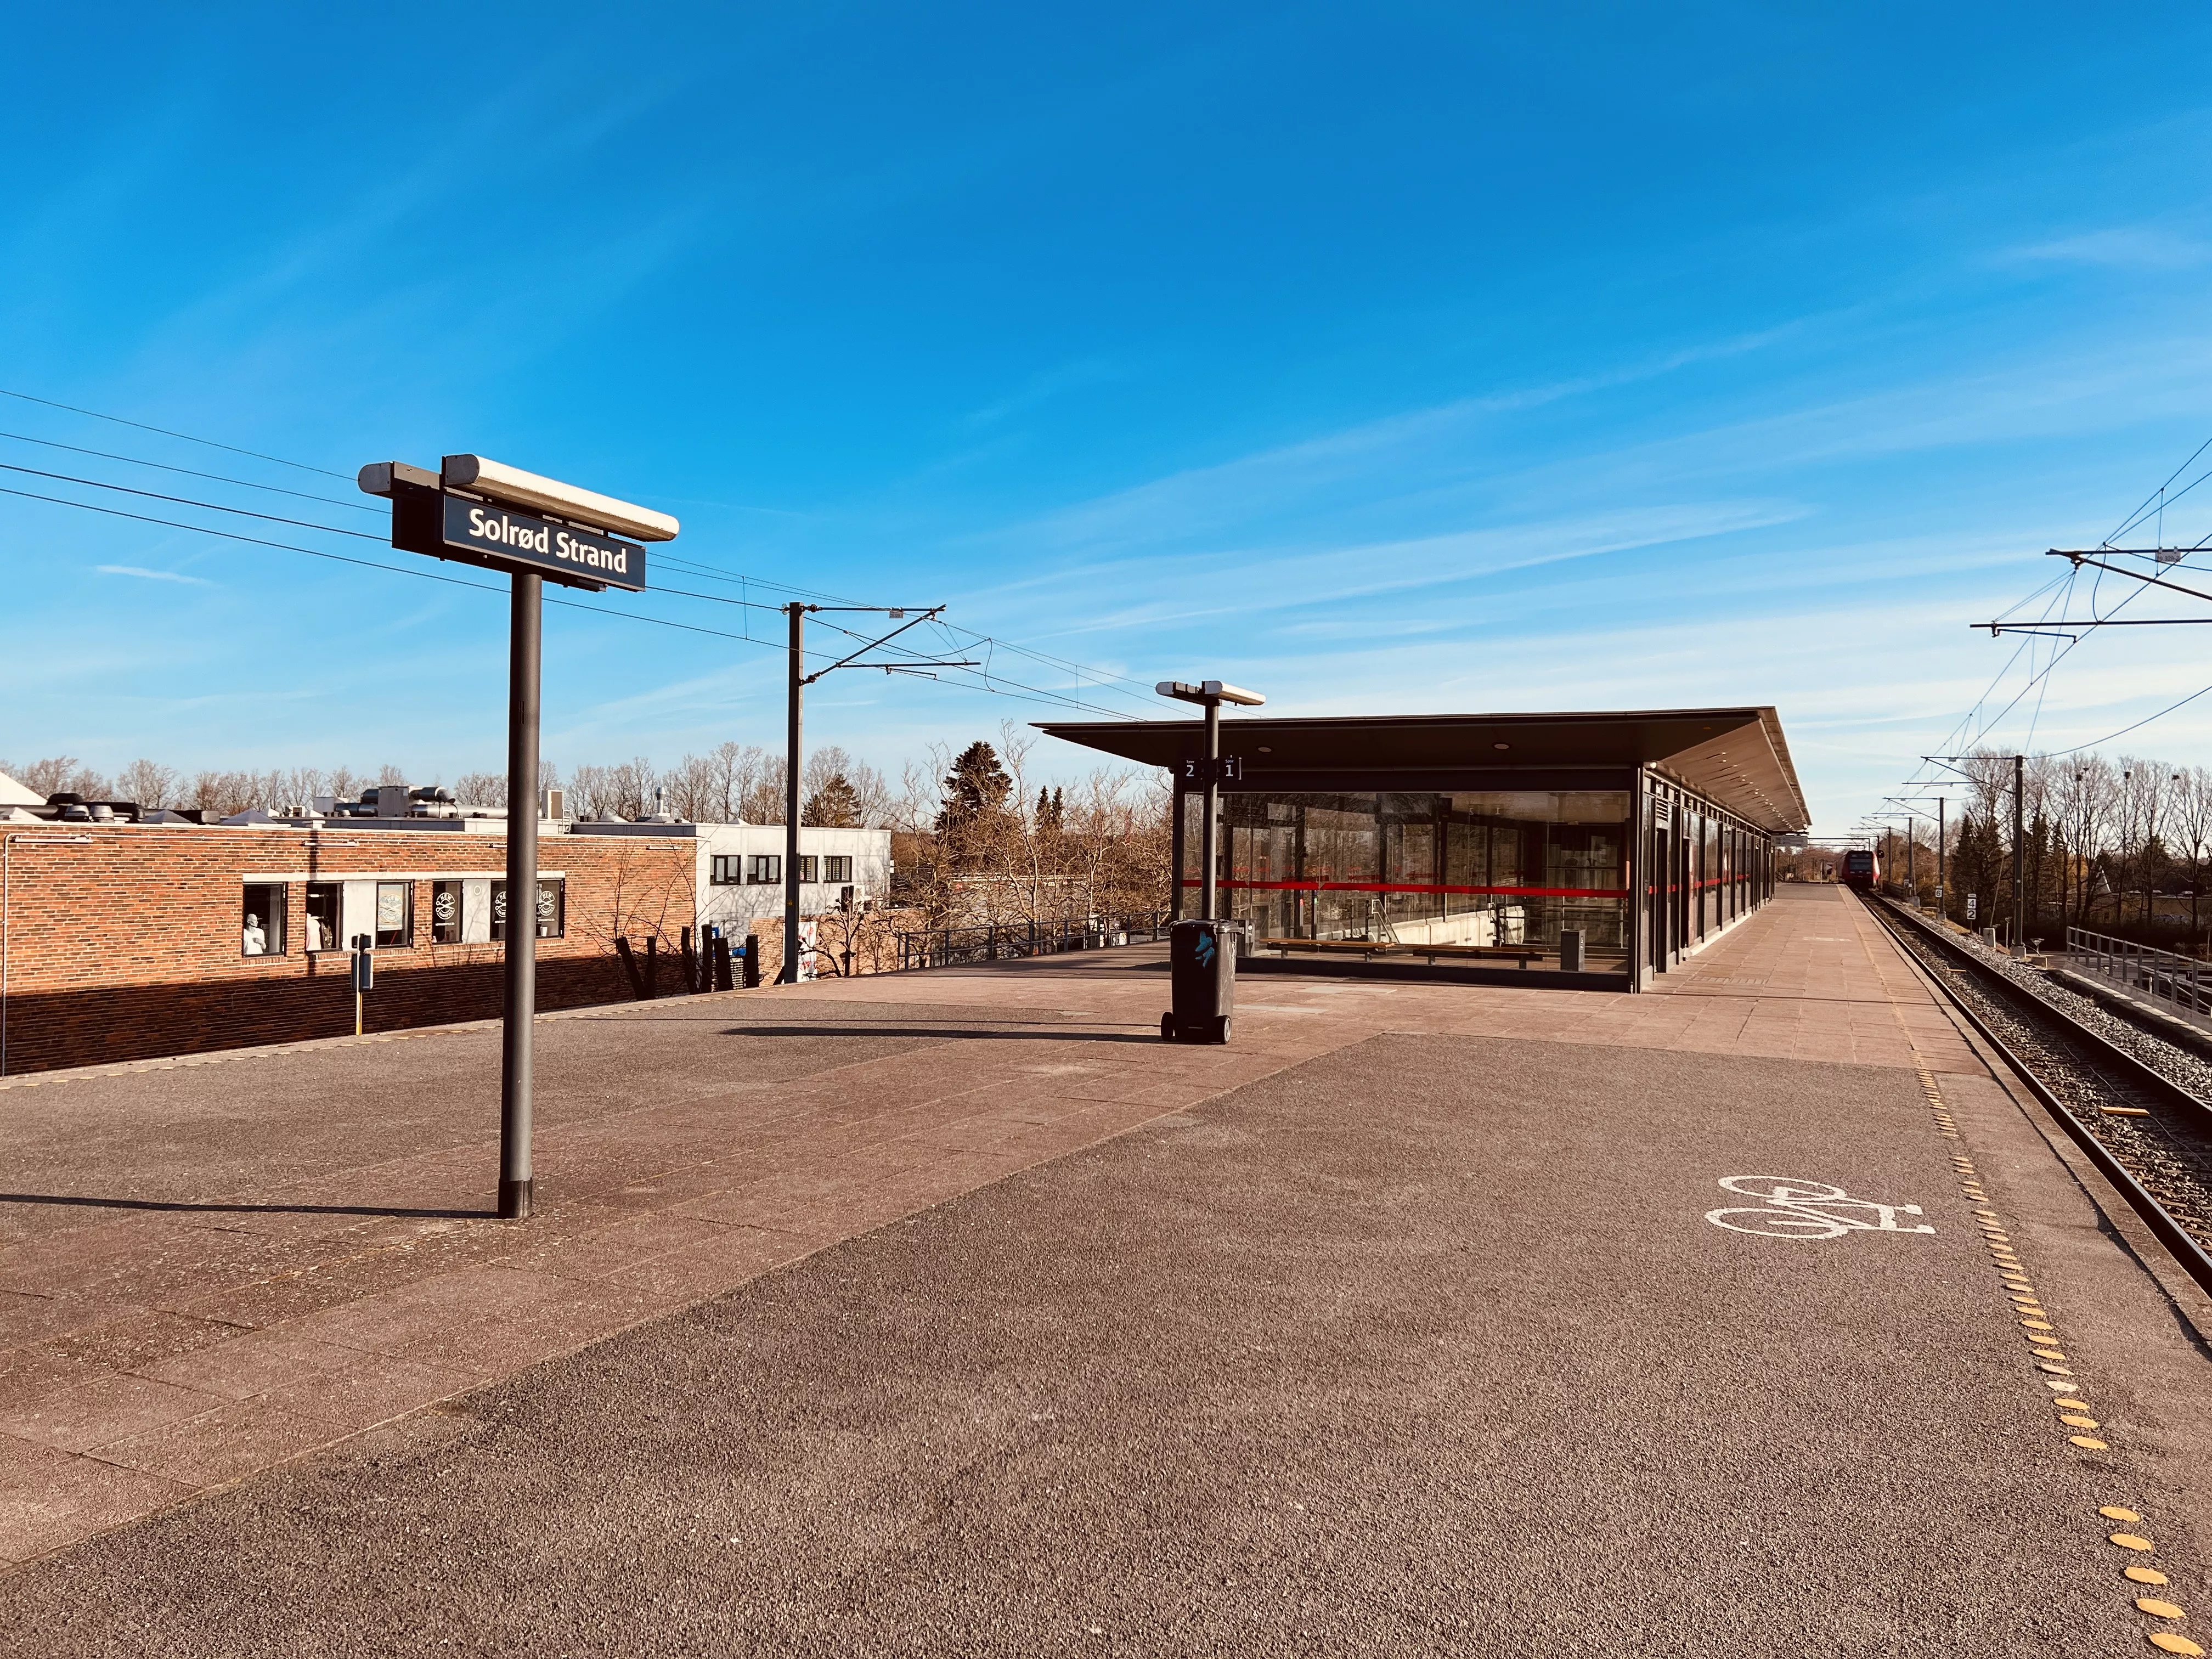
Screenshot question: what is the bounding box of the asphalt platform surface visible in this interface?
[10,1027,2198,1655]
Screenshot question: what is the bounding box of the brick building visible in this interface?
[0,820,706,1076]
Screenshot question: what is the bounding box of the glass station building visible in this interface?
[1038,707,1808,990]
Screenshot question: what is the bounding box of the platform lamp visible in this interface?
[1156,680,1265,922]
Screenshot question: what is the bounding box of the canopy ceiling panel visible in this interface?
[1037,707,1809,832]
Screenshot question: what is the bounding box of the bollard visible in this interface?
[351,933,374,1036]
[743,933,762,989]
[712,931,734,992]
[1559,928,1585,973]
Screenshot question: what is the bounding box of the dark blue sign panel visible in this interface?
[440,495,646,592]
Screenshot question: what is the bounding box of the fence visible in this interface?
[895,913,1168,972]
[2067,926,2212,1023]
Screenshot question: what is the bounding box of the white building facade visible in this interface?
[569,819,893,940]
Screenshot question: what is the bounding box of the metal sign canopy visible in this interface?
[360,454,678,1220]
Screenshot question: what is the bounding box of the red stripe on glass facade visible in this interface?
[1179,878,1631,899]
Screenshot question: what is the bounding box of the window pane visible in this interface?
[1197,789,1633,972]
[431,881,462,944]
[242,883,284,956]
[375,882,412,948]
[534,879,564,939]
[304,882,341,953]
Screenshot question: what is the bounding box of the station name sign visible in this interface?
[442,496,645,592]
[384,478,646,594]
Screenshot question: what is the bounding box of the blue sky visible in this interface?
[6,4,2212,830]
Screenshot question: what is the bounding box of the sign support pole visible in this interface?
[499,571,541,1220]
[1201,696,1220,922]
[783,602,804,984]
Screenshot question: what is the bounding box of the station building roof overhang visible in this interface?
[1036,707,1810,834]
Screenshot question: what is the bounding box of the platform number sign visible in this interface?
[1181,755,1244,784]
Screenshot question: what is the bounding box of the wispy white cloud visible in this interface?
[984,498,1808,639]
[96,564,214,586]
[2004,225,2212,272]
[976,324,1803,560]
[964,357,1128,428]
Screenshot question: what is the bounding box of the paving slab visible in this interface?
[0,885,2205,1653]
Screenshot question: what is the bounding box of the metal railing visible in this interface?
[2066,926,2212,1022]
[895,913,1167,972]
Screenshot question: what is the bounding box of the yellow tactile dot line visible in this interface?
[1918,1071,2188,1650]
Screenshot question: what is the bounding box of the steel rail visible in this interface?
[1861,894,2212,1300]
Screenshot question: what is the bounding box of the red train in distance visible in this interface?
[1841,849,1880,893]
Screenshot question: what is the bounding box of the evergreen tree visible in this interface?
[935,741,1015,868]
[936,742,1012,832]
[803,772,862,827]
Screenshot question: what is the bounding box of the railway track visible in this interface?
[1861,894,2212,1297]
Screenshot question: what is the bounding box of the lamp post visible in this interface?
[1155,680,1266,920]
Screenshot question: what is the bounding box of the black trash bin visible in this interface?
[1163,918,1239,1043]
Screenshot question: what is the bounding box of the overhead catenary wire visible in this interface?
[2103,432,2212,547]
[1878,439,2212,821]
[2,443,1145,721]
[0,428,381,514]
[654,549,1162,704]
[0,385,1160,723]
[0,386,351,480]
[0,461,389,540]
[0,482,778,650]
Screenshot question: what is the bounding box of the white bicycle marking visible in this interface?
[1705,1175,1935,1241]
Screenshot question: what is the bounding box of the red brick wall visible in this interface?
[0,825,698,1075]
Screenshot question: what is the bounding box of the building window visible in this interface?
[534,879,564,938]
[821,855,853,883]
[430,880,464,944]
[241,883,286,956]
[710,854,743,885]
[491,879,566,940]
[375,881,413,948]
[304,882,342,953]
[747,855,781,884]
[798,855,819,884]
[1197,789,1633,973]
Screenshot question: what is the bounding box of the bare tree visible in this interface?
[566,764,615,819]
[190,770,261,817]
[741,754,788,824]
[454,760,559,811]
[799,745,891,827]
[454,771,506,807]
[662,753,722,822]
[115,759,177,808]
[274,766,326,811]
[567,759,656,820]
[607,757,658,819]
[709,741,770,822]
[14,757,106,798]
